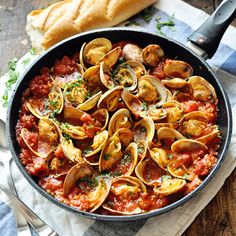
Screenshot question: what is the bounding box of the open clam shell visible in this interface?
[60,123,88,140]
[179,111,209,137]
[196,127,220,145]
[164,60,193,79]
[108,108,133,135]
[153,178,186,195]
[149,147,169,171]
[167,160,193,181]
[100,61,115,89]
[142,44,164,67]
[126,60,146,79]
[91,108,109,131]
[61,137,84,163]
[162,101,184,123]
[157,127,185,146]
[138,75,167,106]
[97,86,123,112]
[79,42,87,70]
[48,83,64,114]
[147,106,167,121]
[113,128,133,148]
[84,130,109,157]
[137,140,148,161]
[102,176,146,215]
[133,116,155,142]
[83,65,101,86]
[135,158,166,186]
[171,139,208,153]
[111,63,137,92]
[83,38,112,65]
[99,46,121,68]
[162,78,188,88]
[77,91,102,111]
[189,76,217,103]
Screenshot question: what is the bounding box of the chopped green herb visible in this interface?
[168,153,173,160]
[8,58,17,71]
[125,20,140,26]
[61,122,70,129]
[161,175,171,181]
[113,171,122,177]
[121,153,132,165]
[129,191,134,197]
[103,153,110,160]
[141,102,147,111]
[85,90,91,100]
[140,126,147,133]
[49,99,58,107]
[21,58,31,66]
[77,175,98,189]
[83,148,92,155]
[137,144,144,154]
[156,14,176,36]
[49,109,59,119]
[63,91,71,96]
[183,173,189,179]
[63,133,71,141]
[140,6,155,23]
[107,201,114,207]
[30,47,37,55]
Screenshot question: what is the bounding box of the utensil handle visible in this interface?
[187,0,236,58]
[0,184,58,236]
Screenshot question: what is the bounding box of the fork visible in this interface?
[0,119,58,236]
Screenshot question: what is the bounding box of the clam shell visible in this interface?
[99,46,121,68]
[48,83,64,114]
[100,61,115,89]
[63,163,93,195]
[61,137,84,163]
[153,178,186,195]
[162,78,188,88]
[155,123,179,131]
[157,127,185,145]
[162,101,184,123]
[149,147,169,170]
[83,65,100,86]
[26,101,48,119]
[83,38,112,65]
[147,107,167,121]
[79,42,87,70]
[77,91,102,111]
[108,108,133,135]
[84,130,109,157]
[164,60,193,79]
[179,111,209,136]
[91,108,109,131]
[196,127,220,145]
[167,160,192,181]
[133,116,155,142]
[113,128,133,148]
[63,106,85,120]
[126,60,147,79]
[138,75,167,106]
[189,76,217,102]
[135,159,165,186]
[97,86,123,112]
[171,139,208,153]
[60,123,88,140]
[142,44,164,67]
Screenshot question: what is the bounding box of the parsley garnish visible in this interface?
[63,133,71,141]
[161,175,171,181]
[113,171,122,177]
[141,102,147,111]
[1,58,19,107]
[140,126,146,133]
[49,109,59,119]
[121,153,131,165]
[77,175,98,189]
[30,47,37,55]
[21,58,31,66]
[125,20,140,26]
[140,6,155,23]
[168,153,173,160]
[83,148,92,155]
[156,14,176,35]
[183,173,189,179]
[103,153,110,160]
[137,144,144,154]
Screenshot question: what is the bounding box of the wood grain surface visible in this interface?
[0,0,235,235]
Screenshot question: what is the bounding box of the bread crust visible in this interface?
[26,0,156,50]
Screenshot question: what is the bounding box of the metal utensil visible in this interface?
[0,119,59,236]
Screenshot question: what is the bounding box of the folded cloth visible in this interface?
[0,0,236,235]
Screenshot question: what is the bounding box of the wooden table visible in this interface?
[0,1,235,235]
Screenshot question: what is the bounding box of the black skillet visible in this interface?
[6,0,236,221]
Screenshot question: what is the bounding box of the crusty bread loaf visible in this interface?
[26,0,156,51]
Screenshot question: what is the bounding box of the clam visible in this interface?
[83,65,100,86]
[111,63,137,92]
[47,83,64,114]
[126,60,146,79]
[122,44,143,62]
[153,178,186,195]
[84,130,109,157]
[155,123,179,131]
[147,106,167,121]
[26,101,49,119]
[108,108,133,135]
[102,176,146,215]
[63,163,93,195]
[60,123,88,140]
[100,61,114,89]
[61,137,84,163]
[196,127,220,145]
[91,109,109,131]
[63,105,85,120]
[164,60,193,79]
[113,128,133,148]
[149,147,169,170]
[162,101,184,123]
[189,76,217,103]
[162,78,188,89]
[137,140,147,161]
[167,160,192,181]
[133,116,155,142]
[142,44,164,67]
[97,86,123,112]
[99,135,122,172]
[83,38,112,65]
[77,91,102,111]
[171,139,208,153]
[138,75,167,107]
[135,158,165,186]
[157,127,185,146]
[79,42,87,70]
[99,46,121,68]
[179,111,209,137]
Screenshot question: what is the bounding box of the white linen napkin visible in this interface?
[0,0,236,235]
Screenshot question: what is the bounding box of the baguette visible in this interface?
[26,0,157,51]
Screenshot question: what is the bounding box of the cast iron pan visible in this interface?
[6,0,235,221]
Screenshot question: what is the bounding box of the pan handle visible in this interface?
[187,0,236,58]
